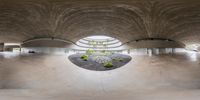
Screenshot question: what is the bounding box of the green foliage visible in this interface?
[89,41,97,47]
[86,49,95,55]
[104,62,113,68]
[81,54,88,61]
[101,50,106,53]
[81,54,88,58]
[83,57,88,61]
[101,50,111,56]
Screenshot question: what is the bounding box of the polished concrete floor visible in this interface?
[0,52,200,100]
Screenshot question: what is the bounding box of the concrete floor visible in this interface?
[0,52,200,100]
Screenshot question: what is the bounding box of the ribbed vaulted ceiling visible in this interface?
[0,0,200,45]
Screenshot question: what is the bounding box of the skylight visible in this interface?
[76,35,122,50]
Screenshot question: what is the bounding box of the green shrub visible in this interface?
[105,52,111,56]
[104,62,113,68]
[81,54,88,58]
[81,55,88,61]
[83,57,88,61]
[101,50,106,53]
[101,50,111,56]
[119,59,123,62]
[86,49,95,55]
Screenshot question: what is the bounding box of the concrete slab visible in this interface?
[0,52,200,100]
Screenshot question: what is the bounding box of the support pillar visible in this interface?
[0,43,4,52]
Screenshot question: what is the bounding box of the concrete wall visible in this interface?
[0,43,4,52]
[21,47,71,54]
[20,39,74,54]
[21,39,73,48]
[127,40,185,48]
[129,48,177,55]
[4,45,20,52]
[198,47,200,51]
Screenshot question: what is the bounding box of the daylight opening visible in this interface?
[76,35,122,51]
[69,35,131,71]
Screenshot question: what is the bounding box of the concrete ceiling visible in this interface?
[0,0,200,46]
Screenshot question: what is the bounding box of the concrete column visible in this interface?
[0,43,4,52]
[172,48,175,54]
[147,48,152,56]
[152,48,159,55]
